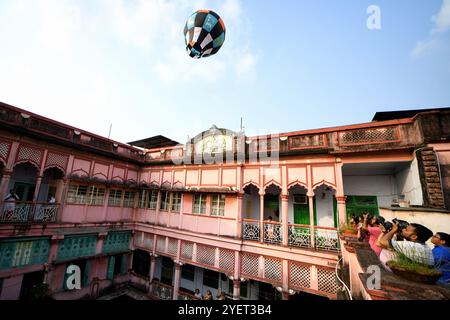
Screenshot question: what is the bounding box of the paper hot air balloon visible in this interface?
[184,10,226,59]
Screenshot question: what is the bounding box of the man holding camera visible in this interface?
[377,221,434,266]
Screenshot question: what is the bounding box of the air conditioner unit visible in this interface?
[293,195,307,204]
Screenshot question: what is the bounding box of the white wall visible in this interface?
[343,175,397,207]
[315,188,335,227]
[344,160,424,207]
[394,158,423,206]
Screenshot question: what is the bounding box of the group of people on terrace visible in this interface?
[193,289,226,300]
[348,212,450,289]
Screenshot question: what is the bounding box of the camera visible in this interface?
[382,221,393,233]
[382,219,408,234]
[392,218,409,231]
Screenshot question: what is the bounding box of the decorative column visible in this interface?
[155,191,161,225]
[336,196,348,226]
[259,192,265,242]
[148,254,158,292]
[232,251,241,300]
[236,193,244,239]
[0,170,12,200]
[282,292,290,300]
[149,255,157,282]
[179,194,184,229]
[33,175,44,202]
[233,280,241,300]
[281,259,292,300]
[101,189,110,222]
[335,160,347,225]
[172,261,183,300]
[45,235,64,285]
[32,149,48,203]
[281,194,289,246]
[96,232,108,255]
[48,235,64,264]
[308,193,315,248]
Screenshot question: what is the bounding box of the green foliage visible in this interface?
[388,253,441,276]
[339,223,357,234]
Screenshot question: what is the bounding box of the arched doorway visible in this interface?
[10,162,38,202]
[37,167,65,203]
[313,184,339,251]
[313,184,337,228]
[242,184,261,241]
[242,184,260,220]
[263,184,282,244]
[287,184,310,248]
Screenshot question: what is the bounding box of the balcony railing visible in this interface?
[242,219,260,241]
[243,221,339,252]
[263,221,282,245]
[0,202,59,223]
[288,224,311,248]
[178,291,201,301]
[149,281,173,300]
[314,226,339,251]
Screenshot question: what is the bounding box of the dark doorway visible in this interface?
[258,282,281,300]
[14,182,35,202]
[291,291,329,301]
[19,271,44,300]
[160,257,174,286]
[132,250,150,277]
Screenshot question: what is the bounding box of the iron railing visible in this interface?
[0,202,58,223]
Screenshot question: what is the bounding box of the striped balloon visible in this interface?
[184,10,226,59]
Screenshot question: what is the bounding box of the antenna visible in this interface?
[108,124,112,139]
[240,117,243,131]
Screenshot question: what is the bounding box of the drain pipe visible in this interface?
[335,256,353,300]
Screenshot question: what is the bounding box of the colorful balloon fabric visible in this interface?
[184,10,226,59]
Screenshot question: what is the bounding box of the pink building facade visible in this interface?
[0,102,449,300]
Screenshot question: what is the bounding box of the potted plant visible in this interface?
[386,253,442,285]
[339,223,358,236]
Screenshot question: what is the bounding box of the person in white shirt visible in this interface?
[3,189,20,217]
[47,194,56,204]
[377,221,434,266]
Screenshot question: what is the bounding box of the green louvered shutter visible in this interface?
[83,260,90,287]
[107,256,115,279]
[120,255,127,275]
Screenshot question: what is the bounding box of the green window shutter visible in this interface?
[57,235,97,262]
[103,231,132,254]
[83,260,90,287]
[293,204,309,225]
[107,256,115,280]
[264,195,279,209]
[120,254,127,275]
[345,195,379,223]
[333,197,338,228]
[313,197,317,226]
[0,238,50,270]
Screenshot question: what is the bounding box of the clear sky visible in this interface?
[1,0,449,144]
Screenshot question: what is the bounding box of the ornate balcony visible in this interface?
[263,221,282,245]
[242,219,260,241]
[288,224,311,248]
[149,281,173,300]
[0,201,59,223]
[314,227,339,252]
[243,221,339,252]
